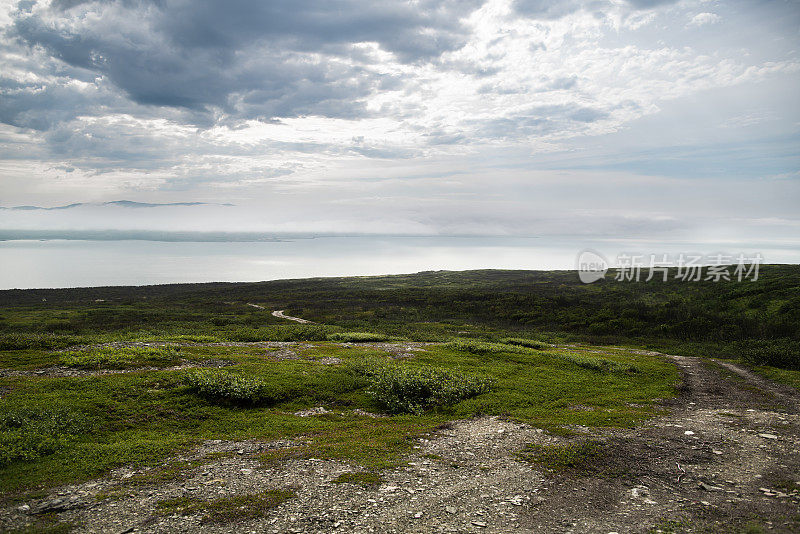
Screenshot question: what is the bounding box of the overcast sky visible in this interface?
[0,0,798,245]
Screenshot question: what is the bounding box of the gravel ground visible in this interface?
[2,352,798,533]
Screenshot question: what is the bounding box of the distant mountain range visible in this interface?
[0,200,234,210]
[0,229,283,242]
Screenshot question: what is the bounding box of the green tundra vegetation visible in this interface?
[0,265,797,497]
[1,265,797,365]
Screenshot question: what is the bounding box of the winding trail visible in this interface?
[713,358,800,411]
[270,309,314,324]
[246,302,314,323]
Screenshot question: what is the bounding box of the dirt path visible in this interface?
[247,302,314,323]
[713,359,800,411]
[270,309,314,324]
[505,353,800,533]
[2,354,798,533]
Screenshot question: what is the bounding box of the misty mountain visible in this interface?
[0,229,282,242]
[0,201,234,210]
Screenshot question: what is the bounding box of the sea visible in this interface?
[0,235,797,289]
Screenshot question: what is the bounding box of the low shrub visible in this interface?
[327,332,391,343]
[500,338,548,350]
[366,365,493,414]
[0,333,85,351]
[558,353,639,374]
[183,369,285,405]
[0,407,90,465]
[223,325,335,342]
[59,346,182,369]
[445,339,527,355]
[343,357,388,378]
[738,339,800,370]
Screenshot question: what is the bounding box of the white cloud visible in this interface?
[687,12,720,27]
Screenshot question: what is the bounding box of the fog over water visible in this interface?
[1,235,796,290]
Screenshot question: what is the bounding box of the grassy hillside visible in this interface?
[0,266,796,509]
[0,342,676,493]
[1,265,798,368]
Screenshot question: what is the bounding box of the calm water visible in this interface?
[0,235,796,289]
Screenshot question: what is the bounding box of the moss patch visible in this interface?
[156,490,295,524]
[518,440,605,473]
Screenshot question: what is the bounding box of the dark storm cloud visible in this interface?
[0,74,116,130]
[6,0,483,128]
[154,0,480,61]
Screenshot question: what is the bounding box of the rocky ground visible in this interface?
[2,351,798,533]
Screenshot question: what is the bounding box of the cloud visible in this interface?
[7,0,482,127]
[687,12,720,28]
[512,0,679,19]
[0,0,796,251]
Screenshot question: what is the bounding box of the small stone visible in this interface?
[699,482,723,491]
[712,450,723,455]
[684,431,695,436]
[445,506,457,514]
[758,433,778,440]
[471,520,488,528]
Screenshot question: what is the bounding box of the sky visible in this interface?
[0,0,798,247]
